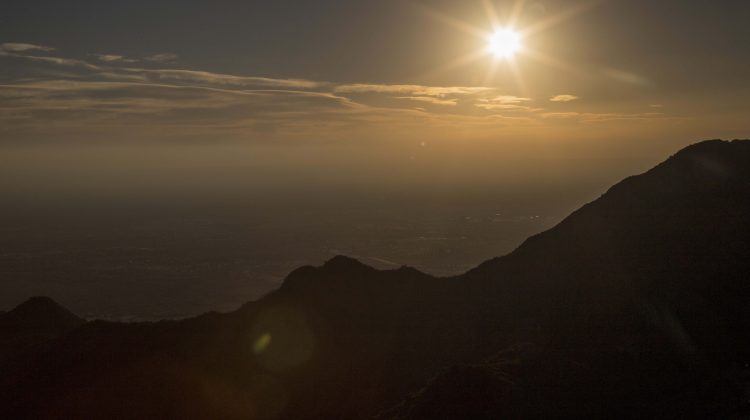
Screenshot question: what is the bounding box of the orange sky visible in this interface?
[1,0,748,197]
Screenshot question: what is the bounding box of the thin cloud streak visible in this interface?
[144,53,178,63]
[542,111,669,123]
[395,96,458,106]
[550,94,579,102]
[94,54,138,63]
[334,84,494,97]
[0,43,55,52]
[126,68,325,89]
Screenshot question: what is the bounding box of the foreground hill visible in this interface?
[2,139,750,419]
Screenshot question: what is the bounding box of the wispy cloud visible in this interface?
[335,84,493,97]
[94,54,138,63]
[542,111,667,123]
[144,53,178,63]
[122,68,324,89]
[603,68,652,87]
[475,95,536,111]
[0,79,355,138]
[0,43,679,142]
[549,94,579,102]
[396,96,458,106]
[9,54,101,71]
[0,43,55,52]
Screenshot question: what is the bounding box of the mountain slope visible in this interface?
[0,296,86,382]
[468,139,750,357]
[0,296,84,341]
[389,139,750,418]
[2,139,750,419]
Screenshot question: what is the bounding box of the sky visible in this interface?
[1,0,749,316]
[1,0,749,200]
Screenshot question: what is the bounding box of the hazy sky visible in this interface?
[1,0,749,199]
[1,0,749,316]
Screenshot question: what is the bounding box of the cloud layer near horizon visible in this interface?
[0,44,671,143]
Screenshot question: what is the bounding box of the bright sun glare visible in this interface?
[488,28,521,59]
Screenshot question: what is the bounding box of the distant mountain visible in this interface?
[1,139,750,419]
[0,296,85,371]
[0,296,84,341]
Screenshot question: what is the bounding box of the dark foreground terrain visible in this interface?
[2,139,750,419]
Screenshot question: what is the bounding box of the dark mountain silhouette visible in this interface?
[0,296,84,340]
[2,139,750,419]
[0,296,85,374]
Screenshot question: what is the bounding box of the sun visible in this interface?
[488,28,521,59]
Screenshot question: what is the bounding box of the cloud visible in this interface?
[0,43,55,52]
[541,112,580,119]
[1,51,323,90]
[395,96,458,106]
[0,79,356,139]
[123,69,324,89]
[335,84,516,111]
[487,95,532,104]
[412,86,495,97]
[542,112,667,122]
[603,68,651,87]
[0,42,680,142]
[96,54,124,62]
[0,76,524,142]
[579,112,666,123]
[144,53,178,63]
[475,103,532,111]
[94,54,138,63]
[9,54,101,71]
[475,95,535,111]
[549,94,579,102]
[334,84,493,97]
[335,85,543,115]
